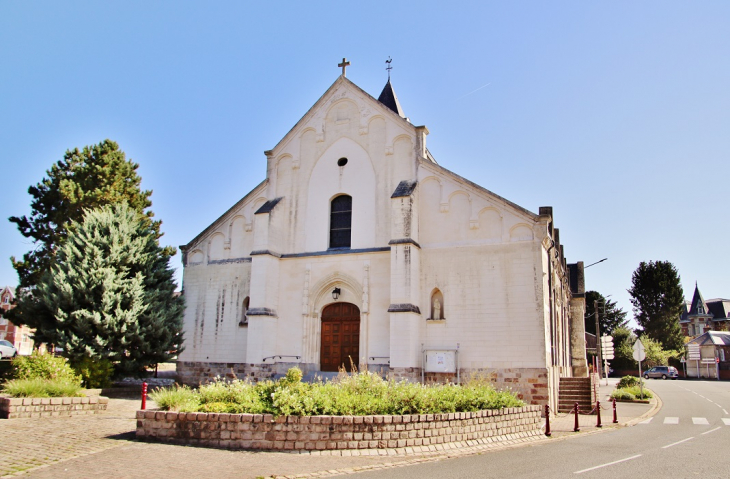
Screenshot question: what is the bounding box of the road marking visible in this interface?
[692,417,709,425]
[664,417,679,424]
[702,427,721,435]
[724,409,729,415]
[574,455,642,474]
[662,437,694,449]
[722,418,730,426]
[639,418,653,424]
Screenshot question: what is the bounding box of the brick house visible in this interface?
[0,286,35,355]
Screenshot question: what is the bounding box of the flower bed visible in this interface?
[136,405,543,451]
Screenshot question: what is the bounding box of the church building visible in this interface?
[178,61,588,408]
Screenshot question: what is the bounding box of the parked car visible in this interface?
[0,339,17,359]
[644,366,679,380]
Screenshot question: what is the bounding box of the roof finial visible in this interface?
[385,56,393,81]
[338,58,350,77]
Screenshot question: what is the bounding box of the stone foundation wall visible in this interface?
[177,361,277,385]
[1,396,108,419]
[136,405,542,451]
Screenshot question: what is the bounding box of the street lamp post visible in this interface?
[585,258,608,378]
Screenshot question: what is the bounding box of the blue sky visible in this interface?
[1,1,728,326]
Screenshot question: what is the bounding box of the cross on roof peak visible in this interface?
[338,58,351,77]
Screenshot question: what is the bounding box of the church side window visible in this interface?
[329,195,352,249]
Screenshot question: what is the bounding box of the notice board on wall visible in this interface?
[424,350,457,373]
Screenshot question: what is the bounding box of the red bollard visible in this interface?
[545,404,551,437]
[573,401,580,432]
[141,382,148,410]
[612,397,618,424]
[596,400,602,428]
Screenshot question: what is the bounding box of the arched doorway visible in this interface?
[320,302,360,372]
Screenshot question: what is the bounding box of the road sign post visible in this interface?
[633,340,646,398]
[601,335,614,386]
[687,343,700,378]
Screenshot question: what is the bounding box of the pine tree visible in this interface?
[25,203,184,373]
[628,260,685,351]
[9,140,157,291]
[584,290,629,336]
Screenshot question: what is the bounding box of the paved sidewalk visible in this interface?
[0,379,659,479]
[547,377,658,437]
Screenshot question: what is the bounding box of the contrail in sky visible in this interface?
[456,82,491,100]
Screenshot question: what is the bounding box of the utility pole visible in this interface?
[595,299,602,379]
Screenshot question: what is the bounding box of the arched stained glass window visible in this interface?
[330,195,352,249]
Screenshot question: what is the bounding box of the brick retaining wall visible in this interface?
[0,396,109,419]
[136,405,543,451]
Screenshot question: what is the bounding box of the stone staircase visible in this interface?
[558,377,594,414]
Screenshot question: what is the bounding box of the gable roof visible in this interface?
[181,180,267,251]
[688,331,730,347]
[268,75,416,156]
[418,157,539,222]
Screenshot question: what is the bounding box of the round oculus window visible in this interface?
[337,157,348,167]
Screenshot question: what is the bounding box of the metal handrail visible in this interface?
[369,356,390,364]
[262,355,301,362]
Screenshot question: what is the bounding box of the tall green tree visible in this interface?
[584,290,629,337]
[628,260,685,351]
[9,140,164,325]
[23,203,184,374]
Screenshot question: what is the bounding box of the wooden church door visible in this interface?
[320,302,360,372]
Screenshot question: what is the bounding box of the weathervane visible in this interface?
[338,58,350,77]
[385,57,393,80]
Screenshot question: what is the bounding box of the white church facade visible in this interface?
[178,65,588,408]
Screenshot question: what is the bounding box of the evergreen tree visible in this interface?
[9,140,167,326]
[9,140,156,288]
[24,203,184,374]
[628,260,685,351]
[584,290,629,336]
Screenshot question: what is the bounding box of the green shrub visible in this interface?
[71,356,115,388]
[611,385,652,401]
[152,368,524,416]
[2,378,84,397]
[148,385,199,412]
[617,375,639,389]
[611,389,636,401]
[623,385,652,399]
[11,351,81,386]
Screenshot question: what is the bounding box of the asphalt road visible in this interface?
[334,379,730,479]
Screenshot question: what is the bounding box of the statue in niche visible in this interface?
[433,298,442,320]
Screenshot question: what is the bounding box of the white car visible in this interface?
[0,339,17,359]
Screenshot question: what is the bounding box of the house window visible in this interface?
[2,295,8,304]
[698,305,704,314]
[329,195,352,249]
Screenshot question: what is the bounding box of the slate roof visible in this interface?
[391,180,417,198]
[708,300,730,321]
[377,80,405,118]
[254,197,282,215]
[688,331,730,347]
[688,284,710,316]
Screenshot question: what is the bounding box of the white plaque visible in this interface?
[425,350,456,373]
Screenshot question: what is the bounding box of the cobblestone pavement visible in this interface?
[0,378,658,479]
[0,398,140,477]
